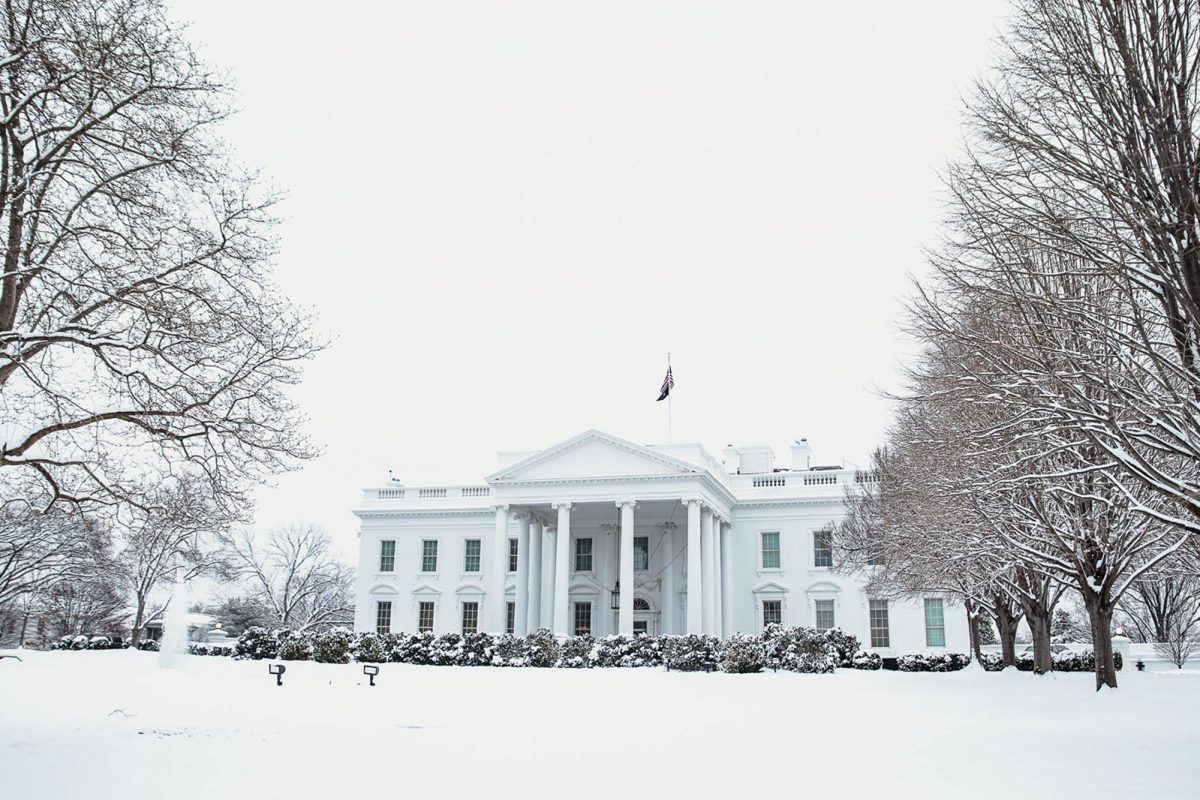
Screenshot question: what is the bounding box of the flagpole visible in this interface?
[667,352,673,444]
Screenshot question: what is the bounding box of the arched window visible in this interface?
[633,597,650,611]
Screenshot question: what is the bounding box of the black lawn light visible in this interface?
[268,662,286,686]
[363,664,380,686]
[1136,659,1146,672]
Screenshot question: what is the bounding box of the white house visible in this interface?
[352,429,968,656]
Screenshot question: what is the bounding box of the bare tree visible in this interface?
[224,524,353,632]
[0,0,321,517]
[0,500,108,609]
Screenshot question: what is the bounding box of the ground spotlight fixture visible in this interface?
[268,663,286,687]
[363,664,380,686]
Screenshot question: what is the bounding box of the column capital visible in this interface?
[491,503,510,514]
[680,498,702,508]
[614,499,637,509]
[661,521,677,530]
[551,502,573,511]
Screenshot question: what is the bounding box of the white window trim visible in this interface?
[758,530,782,573]
[811,529,834,571]
[462,538,483,576]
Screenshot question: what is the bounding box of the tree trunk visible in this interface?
[1083,595,1118,690]
[994,600,1021,667]
[966,601,982,662]
[18,610,30,648]
[130,596,147,648]
[1027,607,1053,674]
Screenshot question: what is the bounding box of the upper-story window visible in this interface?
[924,598,946,647]
[463,539,481,573]
[421,540,438,573]
[813,529,833,568]
[508,538,518,573]
[634,536,649,571]
[761,532,781,569]
[379,540,395,572]
[575,537,593,572]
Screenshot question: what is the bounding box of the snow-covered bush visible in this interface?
[592,634,662,668]
[1014,648,1122,673]
[87,635,113,650]
[137,639,160,652]
[524,628,559,667]
[188,642,233,656]
[761,624,837,673]
[352,632,389,663]
[850,649,882,670]
[979,653,1007,672]
[897,652,970,672]
[490,634,529,667]
[661,634,723,672]
[460,632,495,666]
[822,628,861,668]
[721,633,765,673]
[312,627,354,664]
[430,633,465,666]
[234,626,279,660]
[556,635,595,668]
[390,632,434,665]
[277,629,313,661]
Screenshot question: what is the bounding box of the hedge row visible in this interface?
[979,649,1123,673]
[229,624,883,673]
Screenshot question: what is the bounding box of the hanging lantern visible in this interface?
[611,580,621,610]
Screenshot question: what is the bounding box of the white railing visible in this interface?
[377,489,405,500]
[803,474,838,486]
[752,475,787,488]
[368,485,491,502]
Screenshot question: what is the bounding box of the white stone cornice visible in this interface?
[355,509,492,519]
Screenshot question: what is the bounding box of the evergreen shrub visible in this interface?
[720,633,765,673]
[312,627,354,664]
[661,634,723,672]
[234,626,279,660]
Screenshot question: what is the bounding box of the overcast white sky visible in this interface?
[167,1,1011,561]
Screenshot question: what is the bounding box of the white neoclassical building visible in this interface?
[353,429,967,655]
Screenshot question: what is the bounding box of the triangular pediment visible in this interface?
[488,429,701,483]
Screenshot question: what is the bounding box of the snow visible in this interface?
[2,649,1198,798]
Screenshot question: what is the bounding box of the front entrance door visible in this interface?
[633,620,648,635]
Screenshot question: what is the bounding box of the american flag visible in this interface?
[656,365,674,401]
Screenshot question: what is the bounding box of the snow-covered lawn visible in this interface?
[2,650,1197,799]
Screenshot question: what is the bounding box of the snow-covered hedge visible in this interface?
[524,628,559,667]
[721,632,765,673]
[277,630,313,661]
[896,652,971,672]
[851,649,882,670]
[188,642,234,656]
[761,624,837,673]
[137,639,160,652]
[556,635,595,668]
[592,634,662,668]
[234,626,279,660]
[1014,649,1122,673]
[823,628,861,668]
[661,634,723,672]
[351,632,389,663]
[312,628,354,664]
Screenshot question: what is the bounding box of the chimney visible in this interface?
[791,438,811,471]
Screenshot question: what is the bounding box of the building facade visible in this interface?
[353,429,967,654]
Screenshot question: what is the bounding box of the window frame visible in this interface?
[762,599,783,628]
[461,601,479,635]
[421,540,439,573]
[463,538,481,573]
[379,540,395,573]
[574,537,593,573]
[508,538,519,573]
[633,536,650,572]
[573,601,592,636]
[417,601,435,633]
[869,599,890,648]
[924,598,946,647]
[375,600,392,635]
[760,531,781,570]
[506,601,516,635]
[814,598,836,632]
[813,529,833,568]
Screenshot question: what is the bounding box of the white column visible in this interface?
[543,526,556,630]
[701,507,715,634]
[719,518,732,637]
[661,523,676,635]
[527,519,543,632]
[713,517,724,639]
[552,502,572,637]
[489,505,510,633]
[515,514,530,636]
[617,500,636,636]
[685,499,703,634]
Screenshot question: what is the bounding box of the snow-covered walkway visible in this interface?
[1,649,1196,798]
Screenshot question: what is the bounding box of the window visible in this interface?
[924,598,946,647]
[506,601,516,635]
[379,540,395,572]
[869,599,890,647]
[633,597,650,611]
[763,599,782,628]
[813,529,833,568]
[509,538,519,573]
[375,601,392,634]
[575,537,593,572]
[417,601,435,633]
[461,601,479,635]
[573,602,592,635]
[866,534,884,567]
[463,539,481,573]
[634,536,649,571]
[814,599,835,631]
[421,540,438,573]
[761,532,781,569]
